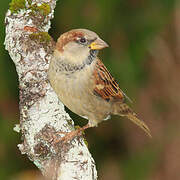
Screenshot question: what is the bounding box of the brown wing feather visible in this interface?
[93,59,124,102]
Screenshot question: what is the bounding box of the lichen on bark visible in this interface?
[4,0,97,179]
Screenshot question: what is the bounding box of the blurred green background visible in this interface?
[1,0,180,179]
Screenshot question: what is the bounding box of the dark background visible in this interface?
[1,0,180,179]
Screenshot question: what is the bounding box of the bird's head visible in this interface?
[55,29,109,64]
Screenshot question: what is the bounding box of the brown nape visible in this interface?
[56,31,84,52]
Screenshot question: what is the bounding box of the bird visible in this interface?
[48,28,151,142]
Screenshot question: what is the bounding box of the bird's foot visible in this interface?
[52,124,90,144]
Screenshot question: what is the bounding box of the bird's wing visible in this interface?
[93,58,130,102]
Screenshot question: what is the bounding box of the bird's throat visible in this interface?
[55,50,98,74]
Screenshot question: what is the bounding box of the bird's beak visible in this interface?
[89,38,109,50]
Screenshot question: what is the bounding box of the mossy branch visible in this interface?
[5,0,97,179]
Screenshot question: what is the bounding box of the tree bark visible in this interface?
[4,0,97,179]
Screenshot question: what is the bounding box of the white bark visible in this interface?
[4,0,97,179]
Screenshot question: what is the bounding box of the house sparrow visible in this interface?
[48,29,151,141]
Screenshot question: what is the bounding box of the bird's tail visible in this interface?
[113,103,151,137]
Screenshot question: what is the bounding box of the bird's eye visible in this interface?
[79,37,87,44]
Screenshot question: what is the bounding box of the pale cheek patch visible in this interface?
[63,43,90,64]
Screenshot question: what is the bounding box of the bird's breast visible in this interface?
[49,59,96,115]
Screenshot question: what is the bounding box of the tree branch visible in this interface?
[4,0,97,179]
